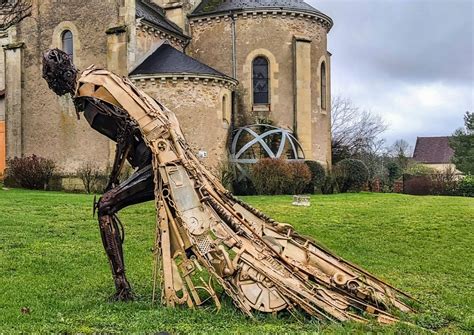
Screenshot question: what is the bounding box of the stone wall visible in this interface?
[8,0,126,174]
[151,0,202,34]
[188,12,332,167]
[133,75,234,172]
[188,17,233,76]
[132,22,186,70]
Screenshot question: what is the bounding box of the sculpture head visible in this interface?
[42,48,78,96]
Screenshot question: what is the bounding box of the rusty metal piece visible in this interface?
[42,48,417,326]
[235,263,288,312]
[42,49,78,97]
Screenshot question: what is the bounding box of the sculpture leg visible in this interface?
[97,164,155,301]
[98,214,133,300]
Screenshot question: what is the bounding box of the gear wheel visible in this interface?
[235,263,288,312]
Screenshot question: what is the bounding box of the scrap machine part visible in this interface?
[43,50,417,326]
[229,124,305,181]
[235,263,288,312]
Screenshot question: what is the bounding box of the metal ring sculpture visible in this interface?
[230,124,305,180]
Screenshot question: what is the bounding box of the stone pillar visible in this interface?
[105,26,129,166]
[164,5,185,32]
[325,52,332,168]
[120,0,136,25]
[0,120,5,177]
[119,0,136,72]
[0,33,6,176]
[151,0,186,32]
[3,42,24,159]
[293,37,313,160]
[106,26,128,76]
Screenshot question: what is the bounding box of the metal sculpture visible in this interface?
[230,124,304,181]
[42,48,415,324]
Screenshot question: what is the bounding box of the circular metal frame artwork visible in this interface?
[230,124,305,180]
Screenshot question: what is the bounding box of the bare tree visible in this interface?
[77,162,101,194]
[389,139,412,170]
[0,0,32,30]
[331,95,388,163]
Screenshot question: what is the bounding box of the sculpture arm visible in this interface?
[105,137,131,192]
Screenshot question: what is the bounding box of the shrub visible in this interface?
[304,160,326,193]
[457,175,474,197]
[251,158,311,195]
[430,166,459,195]
[321,172,338,194]
[251,158,292,195]
[333,159,369,193]
[6,155,56,190]
[232,177,256,195]
[405,163,436,176]
[3,170,19,188]
[402,174,433,195]
[217,159,237,192]
[386,162,402,183]
[77,162,102,194]
[287,161,312,194]
[403,166,466,196]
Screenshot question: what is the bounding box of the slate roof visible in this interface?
[192,0,325,17]
[136,0,188,39]
[412,136,454,164]
[130,43,231,78]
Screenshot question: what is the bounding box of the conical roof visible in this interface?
[136,0,187,39]
[192,0,326,17]
[130,43,231,79]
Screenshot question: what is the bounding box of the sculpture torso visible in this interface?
[74,89,152,170]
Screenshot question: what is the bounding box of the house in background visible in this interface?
[412,136,459,172]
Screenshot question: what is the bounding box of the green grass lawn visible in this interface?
[0,189,472,334]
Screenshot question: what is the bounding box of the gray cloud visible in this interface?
[309,0,473,146]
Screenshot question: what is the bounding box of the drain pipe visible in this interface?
[230,13,237,134]
[292,37,297,136]
[231,14,237,78]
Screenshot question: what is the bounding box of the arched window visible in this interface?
[222,95,228,123]
[320,61,327,110]
[252,56,269,104]
[62,30,73,59]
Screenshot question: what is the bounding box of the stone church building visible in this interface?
[0,0,333,183]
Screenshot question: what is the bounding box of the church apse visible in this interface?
[188,0,333,167]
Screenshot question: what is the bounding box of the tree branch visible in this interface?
[0,0,32,30]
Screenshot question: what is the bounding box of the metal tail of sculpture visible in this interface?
[75,68,416,325]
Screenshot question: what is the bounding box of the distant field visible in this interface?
[0,189,472,334]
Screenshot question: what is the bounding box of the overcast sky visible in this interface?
[309,0,473,151]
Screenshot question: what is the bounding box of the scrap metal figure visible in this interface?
[42,48,415,324]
